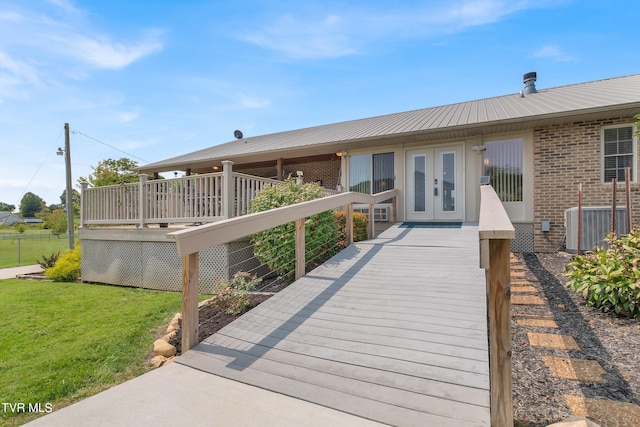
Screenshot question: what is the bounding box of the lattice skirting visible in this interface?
[511,223,534,253]
[81,239,260,293]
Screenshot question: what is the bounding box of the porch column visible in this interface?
[222,160,234,219]
[80,181,88,228]
[276,158,284,181]
[138,173,148,228]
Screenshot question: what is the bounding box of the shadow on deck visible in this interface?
[178,223,490,427]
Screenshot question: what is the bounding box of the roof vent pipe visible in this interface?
[523,72,537,94]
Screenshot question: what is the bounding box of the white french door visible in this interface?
[405,145,464,221]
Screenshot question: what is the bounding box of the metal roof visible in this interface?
[140,74,640,173]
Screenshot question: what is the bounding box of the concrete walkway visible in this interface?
[24,362,383,427]
[0,264,42,279]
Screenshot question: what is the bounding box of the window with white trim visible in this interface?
[603,125,636,183]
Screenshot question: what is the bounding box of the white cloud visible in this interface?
[0,2,164,99]
[243,13,355,59]
[240,1,560,59]
[532,45,575,62]
[117,109,140,123]
[59,32,163,69]
[237,93,271,109]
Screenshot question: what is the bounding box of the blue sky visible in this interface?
[0,0,638,208]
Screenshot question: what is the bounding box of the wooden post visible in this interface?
[626,167,632,233]
[181,252,199,352]
[612,178,617,236]
[222,160,234,219]
[346,203,354,245]
[368,203,375,239]
[577,184,582,256]
[295,218,305,280]
[138,173,148,229]
[391,196,398,223]
[487,238,513,427]
[80,181,88,228]
[276,158,284,181]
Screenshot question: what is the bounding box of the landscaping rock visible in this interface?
[545,415,601,426]
[162,330,177,342]
[149,355,167,368]
[165,313,182,334]
[153,339,176,357]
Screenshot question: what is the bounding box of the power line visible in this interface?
[12,128,65,207]
[71,129,150,163]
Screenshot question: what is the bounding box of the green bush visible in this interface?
[250,178,341,279]
[335,210,368,243]
[37,251,60,269]
[565,230,640,319]
[13,223,26,233]
[210,271,261,315]
[45,246,81,282]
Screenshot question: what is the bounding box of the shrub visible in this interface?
[13,223,26,233]
[37,251,60,269]
[565,230,640,319]
[210,272,261,315]
[335,211,368,243]
[250,179,341,279]
[45,246,81,282]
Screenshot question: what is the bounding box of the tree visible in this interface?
[0,202,16,211]
[20,192,46,218]
[42,209,68,234]
[60,189,81,215]
[79,158,140,187]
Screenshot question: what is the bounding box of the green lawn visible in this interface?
[0,279,183,426]
[0,234,73,268]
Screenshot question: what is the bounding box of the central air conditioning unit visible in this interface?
[564,206,627,253]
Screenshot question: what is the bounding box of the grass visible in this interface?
[0,235,71,268]
[0,279,183,426]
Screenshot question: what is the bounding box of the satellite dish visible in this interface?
[234,130,243,140]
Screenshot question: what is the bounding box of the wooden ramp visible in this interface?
[177,224,490,426]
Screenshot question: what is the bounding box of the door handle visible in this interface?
[434,187,438,196]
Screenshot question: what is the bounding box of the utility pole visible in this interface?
[63,123,74,249]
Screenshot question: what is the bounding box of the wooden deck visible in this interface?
[177,223,490,426]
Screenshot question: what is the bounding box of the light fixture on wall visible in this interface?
[472,145,486,152]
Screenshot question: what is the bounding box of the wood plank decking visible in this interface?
[177,224,490,426]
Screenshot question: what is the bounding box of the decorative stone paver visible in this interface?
[516,318,558,328]
[511,286,538,293]
[527,332,581,350]
[512,294,545,305]
[511,270,526,278]
[564,395,640,427]
[542,357,606,383]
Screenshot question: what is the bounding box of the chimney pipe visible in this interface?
[523,72,537,94]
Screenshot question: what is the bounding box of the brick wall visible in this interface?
[236,157,342,190]
[534,117,639,252]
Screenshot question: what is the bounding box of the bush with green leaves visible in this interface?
[335,210,368,243]
[210,271,261,315]
[250,178,341,279]
[565,230,640,319]
[45,246,81,282]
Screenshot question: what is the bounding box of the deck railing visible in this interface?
[79,161,280,227]
[479,184,516,427]
[168,189,399,352]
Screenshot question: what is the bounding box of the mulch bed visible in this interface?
[513,252,640,426]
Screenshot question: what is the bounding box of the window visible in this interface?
[603,126,635,183]
[483,138,523,202]
[349,152,394,194]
